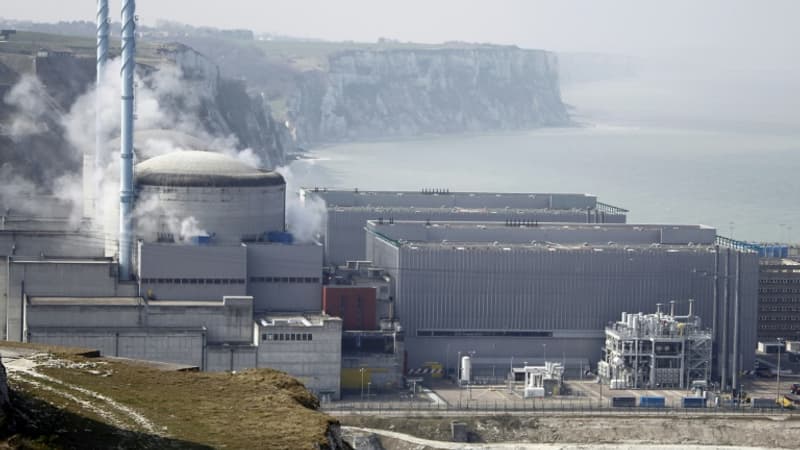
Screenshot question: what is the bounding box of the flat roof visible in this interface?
[11,258,112,264]
[28,297,240,307]
[366,220,718,248]
[147,300,229,307]
[29,297,142,306]
[328,205,621,214]
[303,188,628,213]
[258,314,339,327]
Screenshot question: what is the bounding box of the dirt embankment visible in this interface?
[341,414,800,449]
[1,343,349,449]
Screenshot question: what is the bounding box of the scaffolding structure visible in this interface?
[598,301,712,390]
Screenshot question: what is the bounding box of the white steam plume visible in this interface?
[1,75,55,140]
[275,165,327,243]
[4,54,277,245]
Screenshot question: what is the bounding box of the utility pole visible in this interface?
[776,343,782,402]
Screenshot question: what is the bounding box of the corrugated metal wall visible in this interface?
[369,240,758,380]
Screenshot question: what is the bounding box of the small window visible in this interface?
[280,277,289,283]
[307,333,313,341]
[261,333,267,341]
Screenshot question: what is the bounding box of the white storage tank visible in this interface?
[460,355,472,383]
[133,151,285,244]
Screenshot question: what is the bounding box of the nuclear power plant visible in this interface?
[0,0,762,401]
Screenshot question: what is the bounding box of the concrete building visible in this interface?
[365,220,759,390]
[302,188,628,266]
[26,295,254,369]
[1,150,341,399]
[758,258,800,341]
[257,314,342,400]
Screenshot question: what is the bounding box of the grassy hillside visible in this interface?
[0,30,173,69]
[2,342,342,449]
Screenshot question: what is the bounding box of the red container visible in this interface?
[322,286,378,330]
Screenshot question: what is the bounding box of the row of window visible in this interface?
[249,277,321,284]
[759,278,800,284]
[261,333,313,341]
[760,305,800,312]
[759,315,800,321]
[141,278,246,285]
[140,277,322,285]
[760,288,800,294]
[417,330,553,338]
[759,323,800,330]
[760,297,800,304]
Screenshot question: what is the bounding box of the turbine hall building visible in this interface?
[365,220,759,389]
[300,188,628,266]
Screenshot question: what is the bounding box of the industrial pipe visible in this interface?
[118,0,136,280]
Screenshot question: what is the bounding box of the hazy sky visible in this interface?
[4,0,799,57]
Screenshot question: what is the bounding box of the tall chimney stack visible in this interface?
[118,0,136,280]
[93,0,109,219]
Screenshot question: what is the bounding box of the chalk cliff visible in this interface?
[287,46,570,145]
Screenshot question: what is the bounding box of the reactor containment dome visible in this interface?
[133,151,286,244]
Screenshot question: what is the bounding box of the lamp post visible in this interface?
[457,351,462,385]
[367,381,371,400]
[542,343,547,363]
[446,342,451,378]
[360,367,365,401]
[468,350,476,401]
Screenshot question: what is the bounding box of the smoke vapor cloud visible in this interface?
[1,75,56,140]
[276,165,326,243]
[2,53,295,247]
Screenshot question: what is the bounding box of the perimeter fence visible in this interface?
[324,398,798,416]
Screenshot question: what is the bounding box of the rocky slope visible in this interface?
[288,46,570,145]
[153,43,290,167]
